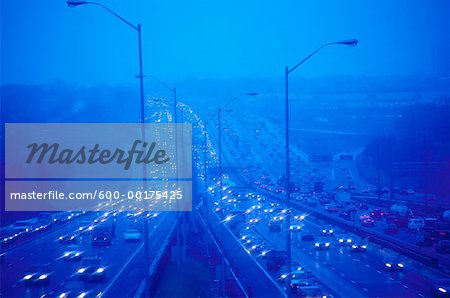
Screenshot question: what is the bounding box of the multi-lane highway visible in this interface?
[1,210,175,298]
[2,100,450,298]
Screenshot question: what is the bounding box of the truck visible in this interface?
[36,213,53,230]
[12,219,37,233]
[386,204,412,228]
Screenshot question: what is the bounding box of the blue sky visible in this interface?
[1,0,449,86]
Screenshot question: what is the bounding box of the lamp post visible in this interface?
[284,39,358,292]
[216,92,256,296]
[66,1,150,296]
[217,93,258,205]
[142,75,177,123]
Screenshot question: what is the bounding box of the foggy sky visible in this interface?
[1,0,449,86]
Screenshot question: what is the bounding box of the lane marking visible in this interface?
[402,284,408,289]
[351,280,356,284]
[365,264,371,268]
[376,270,382,274]
[363,288,368,292]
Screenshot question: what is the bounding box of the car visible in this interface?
[279,261,303,279]
[123,228,141,242]
[308,201,318,207]
[324,204,338,213]
[59,234,76,244]
[297,285,323,297]
[314,238,331,250]
[383,260,404,271]
[361,218,375,227]
[384,224,399,235]
[432,278,450,296]
[266,250,287,271]
[359,203,369,211]
[289,270,315,293]
[289,225,302,232]
[52,281,88,298]
[293,214,306,221]
[260,244,277,259]
[22,264,51,286]
[76,258,106,281]
[319,225,334,236]
[248,217,260,225]
[370,209,386,219]
[301,233,315,241]
[350,243,367,252]
[268,220,282,232]
[62,246,84,261]
[339,211,352,221]
[336,234,353,245]
[437,240,450,254]
[92,227,112,246]
[246,241,266,255]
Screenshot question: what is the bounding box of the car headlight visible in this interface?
[38,274,48,280]
[315,243,320,247]
[70,236,75,240]
[347,239,352,243]
[385,263,392,267]
[325,243,330,247]
[75,252,81,257]
[59,293,68,298]
[329,230,334,233]
[339,239,343,243]
[77,268,86,273]
[96,267,104,273]
[78,293,87,298]
[24,274,33,280]
[438,287,447,293]
[322,230,326,233]
[59,236,63,240]
[397,263,404,268]
[64,252,70,257]
[361,245,367,249]
[281,274,287,279]
[352,245,357,249]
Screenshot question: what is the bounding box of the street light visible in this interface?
[66,1,150,296]
[283,39,358,291]
[217,92,258,204]
[141,75,177,123]
[66,1,145,124]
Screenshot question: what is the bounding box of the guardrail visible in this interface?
[202,203,287,298]
[258,188,450,271]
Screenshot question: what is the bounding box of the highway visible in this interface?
[0,210,175,298]
[2,100,449,298]
[201,106,450,297]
